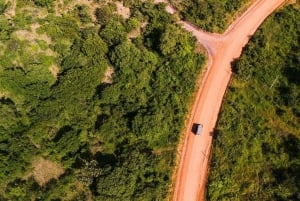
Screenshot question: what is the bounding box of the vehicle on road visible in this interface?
[193,123,203,135]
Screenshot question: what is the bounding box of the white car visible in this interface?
[195,124,203,135]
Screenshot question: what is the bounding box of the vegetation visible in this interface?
[0,0,204,200]
[170,0,250,33]
[207,3,300,200]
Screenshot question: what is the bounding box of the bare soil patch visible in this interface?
[102,66,114,84]
[128,28,141,39]
[49,64,60,79]
[14,23,52,45]
[4,0,16,19]
[14,22,57,58]
[128,21,148,39]
[194,41,207,55]
[90,142,103,154]
[0,91,8,99]
[115,1,130,19]
[54,0,97,21]
[32,158,64,186]
[18,5,48,19]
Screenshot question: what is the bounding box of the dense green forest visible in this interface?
[207,3,300,200]
[170,0,250,32]
[0,0,205,200]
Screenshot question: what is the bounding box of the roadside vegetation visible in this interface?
[0,0,205,200]
[170,0,250,33]
[207,3,300,200]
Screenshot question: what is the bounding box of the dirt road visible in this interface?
[168,0,287,200]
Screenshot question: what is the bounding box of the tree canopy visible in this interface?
[0,0,204,200]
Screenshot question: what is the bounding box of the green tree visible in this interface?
[100,19,126,46]
[160,24,194,58]
[0,17,14,40]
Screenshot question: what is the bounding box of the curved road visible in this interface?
[157,0,288,200]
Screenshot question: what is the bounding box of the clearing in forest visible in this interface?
[32,158,64,186]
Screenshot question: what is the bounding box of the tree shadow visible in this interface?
[95,83,111,98]
[271,134,300,199]
[94,114,109,130]
[0,97,14,105]
[94,152,117,168]
[53,126,73,142]
[211,128,219,139]
[144,28,163,53]
[282,134,300,159]
[230,58,240,74]
[283,67,300,86]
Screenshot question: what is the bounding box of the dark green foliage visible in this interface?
[75,5,92,23]
[0,65,53,115]
[95,140,170,201]
[40,15,80,45]
[0,98,25,136]
[0,0,205,200]
[0,133,36,189]
[93,8,204,197]
[160,24,195,58]
[100,19,127,46]
[125,17,140,32]
[171,0,250,32]
[207,4,300,200]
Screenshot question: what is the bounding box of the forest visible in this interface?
[207,3,300,200]
[0,0,205,200]
[170,0,250,32]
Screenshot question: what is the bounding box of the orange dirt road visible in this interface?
[171,0,288,201]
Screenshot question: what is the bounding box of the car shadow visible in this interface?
[191,123,200,135]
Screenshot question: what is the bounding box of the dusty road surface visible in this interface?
[168,0,288,201]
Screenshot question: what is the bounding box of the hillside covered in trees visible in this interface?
[0,0,205,200]
[207,2,300,200]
